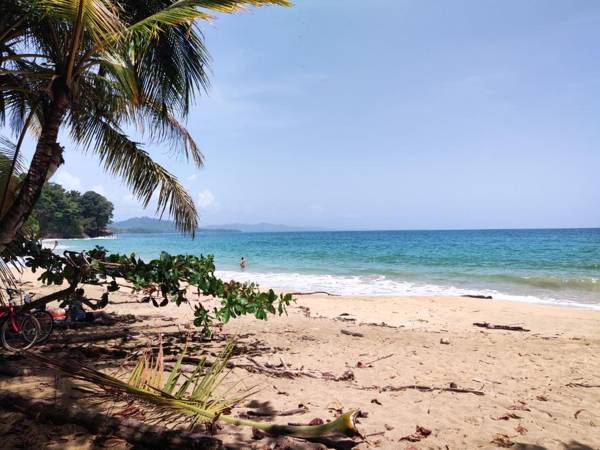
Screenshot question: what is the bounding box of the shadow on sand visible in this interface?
[0,311,360,449]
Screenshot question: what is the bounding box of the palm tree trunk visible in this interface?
[0,98,67,250]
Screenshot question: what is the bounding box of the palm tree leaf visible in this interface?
[86,119,198,234]
[98,52,142,106]
[22,343,363,439]
[0,136,25,176]
[143,99,204,168]
[37,0,124,44]
[0,135,26,215]
[123,0,213,40]
[115,1,291,115]
[25,341,244,423]
[194,0,292,13]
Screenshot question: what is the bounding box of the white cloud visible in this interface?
[92,184,105,195]
[197,190,218,211]
[54,170,81,191]
[187,173,198,181]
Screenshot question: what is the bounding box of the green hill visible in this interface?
[110,217,322,233]
[110,217,240,234]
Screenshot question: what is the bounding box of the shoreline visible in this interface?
[31,247,600,311]
[215,269,600,313]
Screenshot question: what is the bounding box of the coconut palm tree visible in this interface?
[0,0,289,251]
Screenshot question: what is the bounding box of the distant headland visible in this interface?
[109,217,324,234]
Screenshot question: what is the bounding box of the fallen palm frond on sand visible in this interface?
[0,390,224,450]
[23,341,363,441]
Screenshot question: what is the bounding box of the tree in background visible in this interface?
[79,191,114,236]
[0,0,290,252]
[29,183,114,238]
[32,183,81,238]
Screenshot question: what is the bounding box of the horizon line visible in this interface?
[111,223,599,234]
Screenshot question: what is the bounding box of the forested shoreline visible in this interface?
[28,183,114,239]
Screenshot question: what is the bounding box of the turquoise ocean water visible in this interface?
[46,228,600,309]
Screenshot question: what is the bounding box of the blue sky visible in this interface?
[23,1,600,229]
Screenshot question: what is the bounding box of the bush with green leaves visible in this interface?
[17,241,294,335]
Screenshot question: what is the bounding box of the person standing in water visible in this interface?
[240,257,247,270]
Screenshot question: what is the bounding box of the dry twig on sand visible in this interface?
[245,358,355,382]
[341,329,364,338]
[360,384,484,396]
[473,322,530,332]
[566,382,600,388]
[364,353,394,365]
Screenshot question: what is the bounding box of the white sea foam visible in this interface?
[215,269,600,311]
[41,235,116,250]
[41,236,116,242]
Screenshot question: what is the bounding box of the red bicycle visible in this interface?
[22,291,54,343]
[0,289,40,352]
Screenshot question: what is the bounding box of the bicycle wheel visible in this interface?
[31,310,54,343]
[1,314,41,352]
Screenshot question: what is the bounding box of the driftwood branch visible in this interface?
[566,383,600,388]
[166,355,354,382]
[54,330,134,345]
[247,406,308,417]
[365,353,394,365]
[21,282,77,312]
[360,384,484,396]
[341,329,364,338]
[244,357,355,382]
[473,322,530,332]
[0,390,223,449]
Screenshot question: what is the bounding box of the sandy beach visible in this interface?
[1,270,600,449]
[4,1,600,449]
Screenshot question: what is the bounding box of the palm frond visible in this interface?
[67,71,200,233]
[195,0,292,13]
[37,0,124,44]
[99,52,142,106]
[0,135,26,215]
[24,341,362,439]
[96,50,204,169]
[0,259,18,305]
[143,99,204,167]
[86,119,198,234]
[121,14,211,116]
[26,341,248,424]
[0,136,25,175]
[123,0,213,41]
[0,131,26,299]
